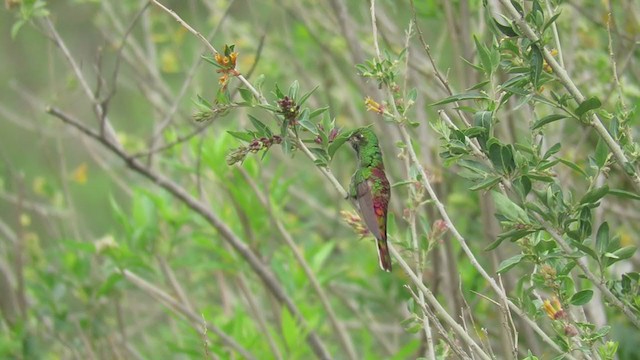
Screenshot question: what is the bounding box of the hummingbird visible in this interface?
[348,127,392,272]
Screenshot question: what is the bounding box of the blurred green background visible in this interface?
[1,0,640,359]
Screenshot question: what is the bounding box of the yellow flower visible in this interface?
[543,49,558,73]
[214,48,239,89]
[364,97,384,114]
[542,297,566,320]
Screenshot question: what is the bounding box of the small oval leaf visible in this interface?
[570,289,593,305]
[575,97,602,117]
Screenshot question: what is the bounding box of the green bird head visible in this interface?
[347,126,378,155]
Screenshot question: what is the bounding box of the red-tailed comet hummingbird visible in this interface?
[348,127,392,272]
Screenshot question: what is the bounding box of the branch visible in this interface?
[45,106,332,360]
[368,1,573,355]
[149,0,217,55]
[497,0,640,192]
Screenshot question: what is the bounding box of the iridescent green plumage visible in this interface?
[348,128,392,272]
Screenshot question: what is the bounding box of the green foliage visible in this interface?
[2,0,640,359]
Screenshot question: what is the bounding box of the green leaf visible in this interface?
[281,308,303,349]
[594,138,609,168]
[470,175,501,191]
[558,158,588,178]
[248,115,272,137]
[297,109,316,134]
[11,20,26,39]
[575,97,602,118]
[489,143,504,172]
[531,0,545,25]
[238,88,255,104]
[407,88,417,103]
[194,94,214,110]
[593,326,612,342]
[474,35,493,75]
[309,147,328,158]
[595,222,609,256]
[430,92,489,106]
[485,228,535,251]
[215,88,231,104]
[462,126,486,138]
[570,289,593,305]
[458,159,491,175]
[313,158,328,167]
[580,185,609,205]
[532,114,567,130]
[201,55,225,69]
[515,176,532,198]
[485,236,507,251]
[474,111,492,129]
[493,19,518,37]
[542,12,562,33]
[608,188,640,201]
[311,242,336,273]
[529,45,543,89]
[288,80,299,100]
[298,85,319,106]
[578,206,593,239]
[497,254,525,273]
[97,273,124,297]
[282,136,292,156]
[328,133,350,159]
[467,111,493,150]
[488,143,516,174]
[258,103,280,113]
[492,191,530,223]
[570,239,599,261]
[605,246,637,267]
[468,80,490,91]
[274,83,285,98]
[542,143,561,160]
[227,131,254,142]
[309,106,329,119]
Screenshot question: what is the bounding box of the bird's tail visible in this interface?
[376,237,392,272]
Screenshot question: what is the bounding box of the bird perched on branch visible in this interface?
[348,127,392,272]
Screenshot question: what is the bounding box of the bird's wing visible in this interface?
[355,181,383,240]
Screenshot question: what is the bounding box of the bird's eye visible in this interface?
[359,134,364,139]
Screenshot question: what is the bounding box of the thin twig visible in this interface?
[149,0,217,54]
[605,2,627,112]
